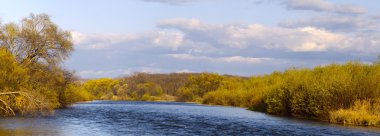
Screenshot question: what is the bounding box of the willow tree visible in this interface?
[0,13,75,115]
[0,13,73,66]
[0,48,52,116]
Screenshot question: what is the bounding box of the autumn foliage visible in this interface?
[0,14,91,116]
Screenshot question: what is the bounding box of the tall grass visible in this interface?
[330,99,380,127]
[202,62,380,126]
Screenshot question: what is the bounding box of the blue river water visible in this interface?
[0,101,379,136]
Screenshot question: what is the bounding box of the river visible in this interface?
[0,101,379,136]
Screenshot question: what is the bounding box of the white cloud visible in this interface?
[71,31,87,44]
[167,53,203,60]
[167,54,272,64]
[292,42,327,52]
[79,70,119,77]
[219,56,272,63]
[158,18,206,30]
[176,69,193,73]
[159,19,352,52]
[280,15,378,32]
[141,0,196,5]
[153,31,184,50]
[78,67,161,78]
[283,0,367,15]
[285,0,333,11]
[71,30,186,51]
[71,31,138,50]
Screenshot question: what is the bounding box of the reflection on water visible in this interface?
[0,101,379,136]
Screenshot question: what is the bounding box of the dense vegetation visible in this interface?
[202,62,380,127]
[82,62,380,127]
[82,73,195,101]
[0,14,91,116]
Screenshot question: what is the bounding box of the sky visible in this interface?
[1,0,380,78]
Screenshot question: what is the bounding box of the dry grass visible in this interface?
[330,100,380,127]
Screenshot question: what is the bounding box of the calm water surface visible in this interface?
[0,101,379,136]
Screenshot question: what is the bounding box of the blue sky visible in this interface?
[1,0,380,78]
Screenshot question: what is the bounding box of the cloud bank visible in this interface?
[66,0,378,78]
[70,17,380,78]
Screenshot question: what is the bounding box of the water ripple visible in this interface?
[0,101,379,136]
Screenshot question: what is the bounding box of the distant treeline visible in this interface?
[84,62,380,127]
[82,72,242,102]
[82,73,194,101]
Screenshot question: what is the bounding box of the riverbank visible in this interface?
[75,62,380,128]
